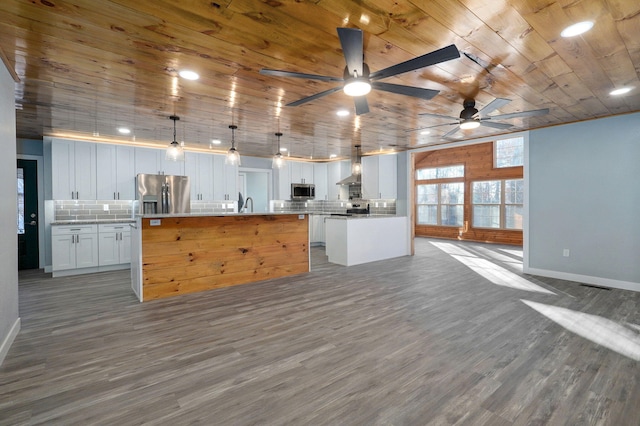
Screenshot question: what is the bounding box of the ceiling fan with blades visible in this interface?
[260,27,460,115]
[411,98,550,138]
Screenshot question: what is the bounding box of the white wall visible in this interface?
[0,60,20,365]
[526,112,640,291]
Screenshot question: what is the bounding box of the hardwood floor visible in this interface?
[2,238,639,425]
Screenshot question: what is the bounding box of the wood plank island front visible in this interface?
[130,214,309,301]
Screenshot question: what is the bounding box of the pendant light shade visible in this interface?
[225,124,241,166]
[352,144,362,175]
[166,115,184,162]
[272,132,286,169]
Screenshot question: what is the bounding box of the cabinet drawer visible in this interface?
[52,224,98,235]
[99,223,132,233]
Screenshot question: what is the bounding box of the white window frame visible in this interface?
[494,137,524,168]
[416,182,465,227]
[472,179,523,230]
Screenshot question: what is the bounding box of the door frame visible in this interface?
[17,154,45,269]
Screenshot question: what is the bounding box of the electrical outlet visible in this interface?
[103,204,109,211]
[563,249,570,257]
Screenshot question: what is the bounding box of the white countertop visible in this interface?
[52,219,135,225]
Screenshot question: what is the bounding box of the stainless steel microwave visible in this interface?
[291,183,315,200]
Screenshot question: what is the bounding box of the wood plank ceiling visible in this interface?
[1,0,638,160]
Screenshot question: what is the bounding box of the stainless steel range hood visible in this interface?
[336,174,361,185]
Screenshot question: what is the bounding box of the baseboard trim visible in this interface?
[0,317,20,366]
[524,267,640,293]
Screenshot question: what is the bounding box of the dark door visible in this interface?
[17,159,39,269]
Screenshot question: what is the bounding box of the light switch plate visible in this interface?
[150,219,161,226]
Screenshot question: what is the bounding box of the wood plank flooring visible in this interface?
[1,238,639,425]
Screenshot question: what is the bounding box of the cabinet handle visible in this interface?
[114,192,116,200]
[76,191,79,199]
[117,192,120,200]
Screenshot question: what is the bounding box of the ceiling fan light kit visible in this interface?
[260,27,460,115]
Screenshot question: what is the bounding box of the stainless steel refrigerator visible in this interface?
[136,174,191,214]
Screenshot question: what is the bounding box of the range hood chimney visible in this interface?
[336,144,362,186]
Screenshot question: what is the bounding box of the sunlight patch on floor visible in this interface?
[522,300,640,361]
[431,242,555,295]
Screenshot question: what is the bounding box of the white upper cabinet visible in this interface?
[134,147,184,176]
[327,160,350,200]
[290,161,314,184]
[362,154,397,199]
[51,139,97,200]
[313,163,328,201]
[274,166,291,200]
[213,155,238,201]
[96,144,135,200]
[185,152,215,201]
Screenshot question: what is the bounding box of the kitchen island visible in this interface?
[131,213,309,301]
[325,215,410,266]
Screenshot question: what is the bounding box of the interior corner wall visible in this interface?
[526,112,640,290]
[0,61,19,365]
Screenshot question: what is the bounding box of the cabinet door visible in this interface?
[378,154,397,199]
[119,232,132,263]
[275,166,291,200]
[301,163,314,184]
[184,152,200,199]
[289,162,302,183]
[134,147,160,175]
[313,163,328,201]
[327,162,341,200]
[362,156,379,199]
[98,232,119,266]
[51,139,75,199]
[52,234,75,271]
[197,154,214,201]
[212,155,226,200]
[96,144,117,200]
[74,142,97,200]
[116,146,136,200]
[76,234,99,268]
[224,163,238,201]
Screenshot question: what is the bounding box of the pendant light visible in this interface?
[225,124,241,165]
[352,144,362,175]
[272,132,286,169]
[166,115,184,162]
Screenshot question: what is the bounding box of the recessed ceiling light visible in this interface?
[210,139,221,145]
[336,109,349,117]
[560,21,594,38]
[279,147,287,152]
[179,70,200,80]
[329,154,337,159]
[117,127,131,134]
[420,130,431,135]
[610,87,633,96]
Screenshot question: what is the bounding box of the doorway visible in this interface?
[17,159,39,269]
[238,168,271,213]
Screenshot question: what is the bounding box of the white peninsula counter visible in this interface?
[325,215,410,266]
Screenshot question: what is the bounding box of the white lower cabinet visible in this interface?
[52,223,132,276]
[310,214,327,245]
[98,224,131,266]
[52,225,99,272]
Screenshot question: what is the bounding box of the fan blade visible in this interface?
[476,98,511,117]
[286,86,343,107]
[337,28,364,77]
[442,126,461,138]
[260,68,343,83]
[405,122,459,133]
[370,44,460,81]
[372,82,439,100]
[480,121,513,129]
[354,96,369,115]
[419,112,460,121]
[488,108,550,120]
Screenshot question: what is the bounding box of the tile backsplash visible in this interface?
[270,199,396,215]
[54,200,133,221]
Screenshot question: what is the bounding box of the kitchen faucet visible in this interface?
[242,197,254,213]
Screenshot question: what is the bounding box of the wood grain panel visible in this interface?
[141,214,309,300]
[414,141,523,245]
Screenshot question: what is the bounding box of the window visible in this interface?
[472,179,523,229]
[416,165,464,180]
[17,167,25,235]
[495,137,524,168]
[417,182,464,226]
